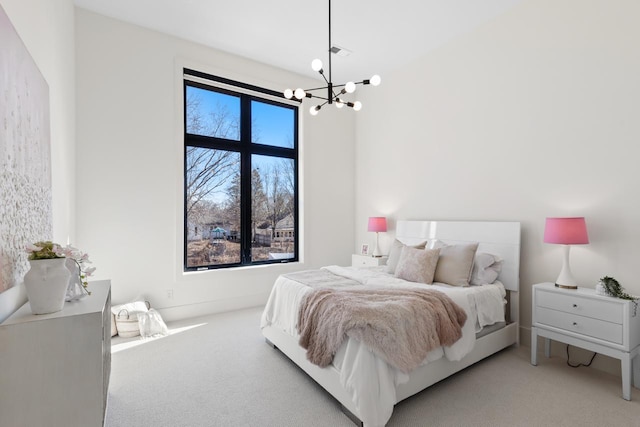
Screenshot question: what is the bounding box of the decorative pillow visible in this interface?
[470,253,503,285]
[433,242,479,286]
[386,239,427,274]
[394,247,440,284]
[427,239,446,250]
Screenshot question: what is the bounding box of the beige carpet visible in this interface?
[106,306,640,427]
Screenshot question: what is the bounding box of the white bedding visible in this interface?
[260,265,506,427]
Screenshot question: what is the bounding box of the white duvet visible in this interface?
[260,265,506,427]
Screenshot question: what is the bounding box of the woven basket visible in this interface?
[115,309,141,338]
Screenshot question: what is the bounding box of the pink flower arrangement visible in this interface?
[26,241,63,260]
[56,245,96,292]
[26,242,96,293]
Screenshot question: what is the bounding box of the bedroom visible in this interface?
[0,0,639,425]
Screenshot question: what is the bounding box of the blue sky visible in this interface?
[251,100,294,149]
[187,86,295,203]
[187,86,294,149]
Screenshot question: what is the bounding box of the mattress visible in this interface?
[260,265,507,426]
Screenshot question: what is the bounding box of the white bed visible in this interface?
[261,220,521,426]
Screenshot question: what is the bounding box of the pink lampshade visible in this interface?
[368,217,387,233]
[544,217,589,245]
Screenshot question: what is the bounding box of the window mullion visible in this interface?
[240,95,253,264]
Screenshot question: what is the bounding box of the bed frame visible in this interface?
[262,220,521,426]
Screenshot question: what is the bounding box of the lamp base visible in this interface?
[372,232,382,257]
[555,283,578,290]
[554,245,579,290]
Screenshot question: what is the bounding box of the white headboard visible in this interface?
[395,220,521,292]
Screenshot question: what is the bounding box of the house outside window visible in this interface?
[183,69,298,271]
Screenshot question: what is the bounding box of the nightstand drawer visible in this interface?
[531,282,640,401]
[536,290,622,324]
[352,254,387,267]
[536,306,623,344]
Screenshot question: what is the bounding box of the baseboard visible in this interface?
[155,292,269,323]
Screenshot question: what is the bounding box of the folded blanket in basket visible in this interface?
[297,286,467,373]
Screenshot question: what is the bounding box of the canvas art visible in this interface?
[0,5,52,292]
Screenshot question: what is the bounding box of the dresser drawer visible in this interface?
[536,306,623,344]
[536,289,623,324]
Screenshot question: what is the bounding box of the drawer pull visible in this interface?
[572,322,578,326]
[572,304,578,308]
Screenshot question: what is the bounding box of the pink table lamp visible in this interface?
[368,217,387,257]
[544,217,589,289]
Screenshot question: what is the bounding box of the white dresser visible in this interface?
[531,282,640,400]
[0,280,111,426]
[352,254,388,267]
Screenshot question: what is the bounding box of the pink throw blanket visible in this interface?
[297,286,467,373]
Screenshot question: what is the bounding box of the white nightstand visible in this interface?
[531,282,640,400]
[352,254,387,267]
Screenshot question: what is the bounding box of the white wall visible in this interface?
[75,9,355,320]
[355,0,640,373]
[0,0,76,322]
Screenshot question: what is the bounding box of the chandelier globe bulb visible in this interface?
[294,88,306,100]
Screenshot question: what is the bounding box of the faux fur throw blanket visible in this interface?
[297,286,467,373]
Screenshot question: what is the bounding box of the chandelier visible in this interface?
[284,0,381,115]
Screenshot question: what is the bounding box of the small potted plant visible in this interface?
[24,242,70,314]
[596,276,638,314]
[25,242,97,314]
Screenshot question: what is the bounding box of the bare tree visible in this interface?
[263,162,291,236]
[185,93,240,215]
[280,158,295,213]
[189,199,222,229]
[186,147,238,216]
[224,172,241,232]
[186,91,239,139]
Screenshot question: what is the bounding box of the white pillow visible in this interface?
[433,242,479,286]
[470,253,503,285]
[427,239,446,250]
[386,239,427,274]
[394,246,440,284]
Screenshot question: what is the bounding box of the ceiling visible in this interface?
[74,0,523,83]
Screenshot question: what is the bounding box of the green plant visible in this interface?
[599,276,636,300]
[26,241,64,260]
[599,276,638,316]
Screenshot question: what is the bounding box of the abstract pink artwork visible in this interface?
[0,5,52,292]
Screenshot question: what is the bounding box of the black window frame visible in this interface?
[183,68,299,271]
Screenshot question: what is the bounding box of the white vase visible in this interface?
[24,258,71,314]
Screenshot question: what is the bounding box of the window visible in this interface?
[183,69,298,271]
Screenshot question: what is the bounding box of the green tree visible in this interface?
[251,168,268,242]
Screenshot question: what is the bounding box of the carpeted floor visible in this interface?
[106,306,640,427]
